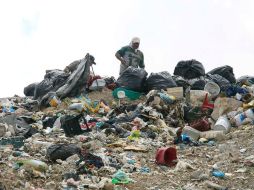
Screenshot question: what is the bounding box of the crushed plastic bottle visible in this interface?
[212,169,225,178]
[13,159,48,173]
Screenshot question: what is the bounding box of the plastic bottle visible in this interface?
[244,108,254,120]
[232,108,254,127]
[200,130,225,141]
[13,159,48,172]
[49,96,61,107]
[68,103,84,112]
[182,126,200,141]
[234,112,247,126]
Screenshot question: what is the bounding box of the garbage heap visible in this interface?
[1,57,254,190]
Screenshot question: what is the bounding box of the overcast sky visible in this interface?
[0,0,254,97]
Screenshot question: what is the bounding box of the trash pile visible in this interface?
[1,56,254,190]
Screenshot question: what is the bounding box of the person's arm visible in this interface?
[139,52,145,68]
[115,47,127,65]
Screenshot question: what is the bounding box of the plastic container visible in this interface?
[89,79,106,91]
[204,81,220,98]
[214,116,231,134]
[155,147,177,166]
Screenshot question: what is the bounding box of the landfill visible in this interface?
[1,56,254,190]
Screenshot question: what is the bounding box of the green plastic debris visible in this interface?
[111,170,133,184]
[128,130,140,141]
[112,88,142,100]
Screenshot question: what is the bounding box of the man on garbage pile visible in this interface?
[115,37,145,75]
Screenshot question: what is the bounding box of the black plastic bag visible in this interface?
[21,99,39,112]
[80,152,104,168]
[145,71,177,91]
[116,66,148,92]
[33,70,69,100]
[23,82,38,96]
[207,65,236,83]
[60,114,85,137]
[33,78,53,100]
[188,77,206,90]
[46,144,81,161]
[172,75,189,91]
[174,60,205,79]
[42,116,58,128]
[23,127,38,138]
[25,53,94,103]
[205,74,231,91]
[56,54,94,98]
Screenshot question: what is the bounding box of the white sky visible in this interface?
[0,0,254,97]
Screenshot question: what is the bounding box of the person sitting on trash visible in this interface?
[115,37,145,75]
